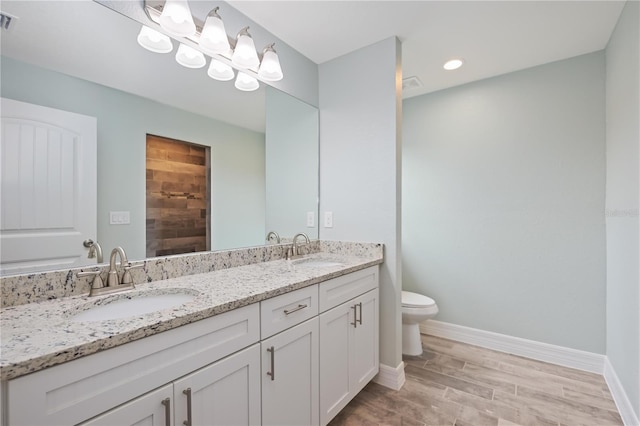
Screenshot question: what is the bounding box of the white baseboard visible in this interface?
[373,361,406,391]
[604,357,640,426]
[420,320,605,374]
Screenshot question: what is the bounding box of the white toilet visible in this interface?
[401,290,439,356]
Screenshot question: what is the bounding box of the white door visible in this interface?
[80,384,173,426]
[0,97,97,275]
[261,317,319,426]
[173,344,261,426]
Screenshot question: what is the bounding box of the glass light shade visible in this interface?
[207,59,235,81]
[175,43,206,68]
[258,48,283,81]
[137,25,173,53]
[231,29,260,69]
[234,71,259,91]
[159,0,196,37]
[200,11,230,55]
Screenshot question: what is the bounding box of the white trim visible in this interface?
[604,357,640,426]
[373,362,406,390]
[420,320,605,374]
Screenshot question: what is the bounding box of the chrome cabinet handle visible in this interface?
[351,305,358,328]
[267,346,275,381]
[357,302,363,325]
[284,303,308,315]
[161,398,171,426]
[182,388,192,426]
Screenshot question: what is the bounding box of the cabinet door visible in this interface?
[261,317,319,426]
[173,344,261,426]
[350,288,379,394]
[80,384,173,426]
[319,301,353,425]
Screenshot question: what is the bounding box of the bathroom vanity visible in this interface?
[0,248,381,426]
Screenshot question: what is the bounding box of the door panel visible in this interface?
[1,98,97,275]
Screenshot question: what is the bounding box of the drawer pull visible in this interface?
[357,302,363,325]
[183,388,192,426]
[267,346,275,381]
[161,398,171,426]
[284,303,308,315]
[351,304,358,328]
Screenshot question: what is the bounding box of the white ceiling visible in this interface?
[229,0,625,98]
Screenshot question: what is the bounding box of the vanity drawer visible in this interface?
[319,266,379,312]
[260,284,318,339]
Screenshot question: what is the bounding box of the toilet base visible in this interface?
[402,322,423,356]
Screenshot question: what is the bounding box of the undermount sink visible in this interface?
[291,258,345,268]
[71,290,197,322]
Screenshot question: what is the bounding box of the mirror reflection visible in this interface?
[0,1,319,275]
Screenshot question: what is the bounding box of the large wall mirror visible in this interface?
[0,1,319,275]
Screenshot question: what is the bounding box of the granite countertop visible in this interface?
[0,252,382,381]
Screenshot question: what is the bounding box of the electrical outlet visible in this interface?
[324,211,333,228]
[306,211,315,227]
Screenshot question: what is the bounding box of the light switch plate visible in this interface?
[109,211,130,225]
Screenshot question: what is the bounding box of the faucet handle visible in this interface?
[77,269,106,291]
[121,263,144,285]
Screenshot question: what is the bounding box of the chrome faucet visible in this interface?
[290,233,310,259]
[87,241,103,263]
[107,246,129,287]
[266,231,281,244]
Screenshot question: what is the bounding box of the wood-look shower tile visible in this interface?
[561,386,619,412]
[404,364,494,400]
[444,388,518,422]
[454,405,499,426]
[421,335,506,369]
[328,396,425,426]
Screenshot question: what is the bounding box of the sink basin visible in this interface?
[71,290,197,322]
[292,258,345,268]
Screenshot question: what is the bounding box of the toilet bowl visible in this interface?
[401,291,438,356]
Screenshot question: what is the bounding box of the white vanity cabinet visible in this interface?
[6,304,260,426]
[318,267,379,425]
[259,285,320,426]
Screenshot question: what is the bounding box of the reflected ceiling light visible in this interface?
[208,59,235,81]
[176,43,206,68]
[231,27,260,70]
[235,71,259,91]
[258,44,283,82]
[137,25,173,53]
[199,7,231,56]
[159,0,196,37]
[443,58,464,71]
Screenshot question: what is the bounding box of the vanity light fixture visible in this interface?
[208,58,235,81]
[159,0,196,37]
[141,1,284,91]
[137,25,173,53]
[235,71,260,91]
[199,7,231,56]
[443,58,464,71]
[231,27,260,70]
[258,44,283,82]
[175,43,206,68]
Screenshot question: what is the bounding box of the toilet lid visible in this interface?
[402,291,436,308]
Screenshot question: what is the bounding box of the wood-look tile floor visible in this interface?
[329,334,623,426]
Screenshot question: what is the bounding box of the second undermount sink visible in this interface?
[291,258,345,268]
[71,289,198,322]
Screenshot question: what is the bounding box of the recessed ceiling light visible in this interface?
[443,58,464,71]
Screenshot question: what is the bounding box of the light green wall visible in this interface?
[403,52,607,353]
[1,56,266,260]
[605,0,640,418]
[265,86,319,240]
